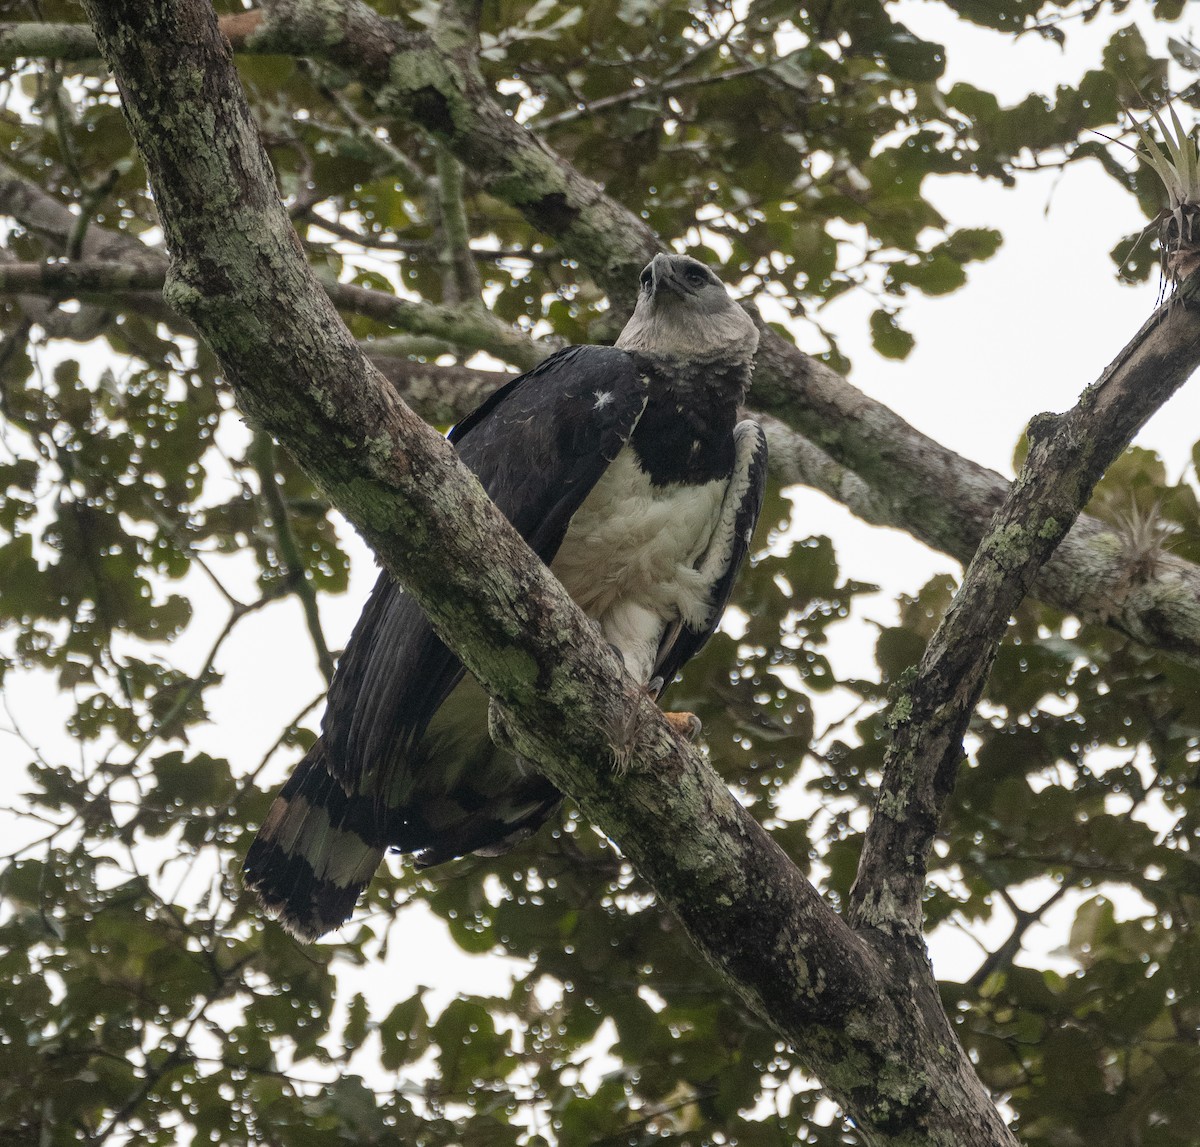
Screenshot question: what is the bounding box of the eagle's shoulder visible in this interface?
[445,345,649,562]
[448,345,645,446]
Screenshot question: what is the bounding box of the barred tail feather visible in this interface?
[243,743,385,942]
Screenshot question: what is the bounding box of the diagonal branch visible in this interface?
[967,884,1071,990]
[324,279,544,367]
[8,17,1200,672]
[848,296,1200,937]
[79,2,1016,1140]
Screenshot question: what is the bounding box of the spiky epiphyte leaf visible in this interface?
[1114,496,1180,582]
[1130,105,1200,209]
[1129,105,1200,285]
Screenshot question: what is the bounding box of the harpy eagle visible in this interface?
[244,253,768,940]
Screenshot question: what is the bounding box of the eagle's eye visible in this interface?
[684,266,708,287]
[639,267,653,291]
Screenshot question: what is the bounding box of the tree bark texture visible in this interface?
[5,12,1200,672]
[850,300,1200,936]
[80,0,1024,1141]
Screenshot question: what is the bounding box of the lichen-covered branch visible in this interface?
[327,278,543,367]
[79,1,1017,1140]
[0,20,111,61]
[849,299,1200,937]
[8,14,1200,670]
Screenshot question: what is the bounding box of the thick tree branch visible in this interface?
[80,1,1015,1140]
[7,23,1200,668]
[849,299,1200,936]
[324,279,544,367]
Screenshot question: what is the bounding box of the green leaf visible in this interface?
[869,308,916,359]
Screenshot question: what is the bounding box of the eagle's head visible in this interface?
[615,253,759,363]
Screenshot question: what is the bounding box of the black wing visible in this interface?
[323,346,648,794]
[652,419,768,687]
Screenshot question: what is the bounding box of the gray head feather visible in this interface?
[615,254,759,362]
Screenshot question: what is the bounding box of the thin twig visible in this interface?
[967,883,1072,989]
[298,206,558,263]
[535,59,775,130]
[434,148,482,303]
[248,431,335,683]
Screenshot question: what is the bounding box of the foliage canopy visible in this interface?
[1,0,1198,1143]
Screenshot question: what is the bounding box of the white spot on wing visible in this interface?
[593,390,615,410]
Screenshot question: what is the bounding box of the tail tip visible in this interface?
[242,836,369,943]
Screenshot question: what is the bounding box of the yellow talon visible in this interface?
[663,711,702,740]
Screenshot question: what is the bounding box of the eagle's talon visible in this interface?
[646,675,665,700]
[664,711,702,741]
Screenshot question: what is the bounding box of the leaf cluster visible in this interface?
[1,0,1198,1143]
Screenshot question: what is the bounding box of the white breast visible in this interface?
[550,447,726,682]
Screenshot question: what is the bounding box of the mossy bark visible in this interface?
[7,17,1200,664]
[81,0,1021,1141]
[850,299,1200,935]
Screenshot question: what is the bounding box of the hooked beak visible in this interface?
[643,253,691,301]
